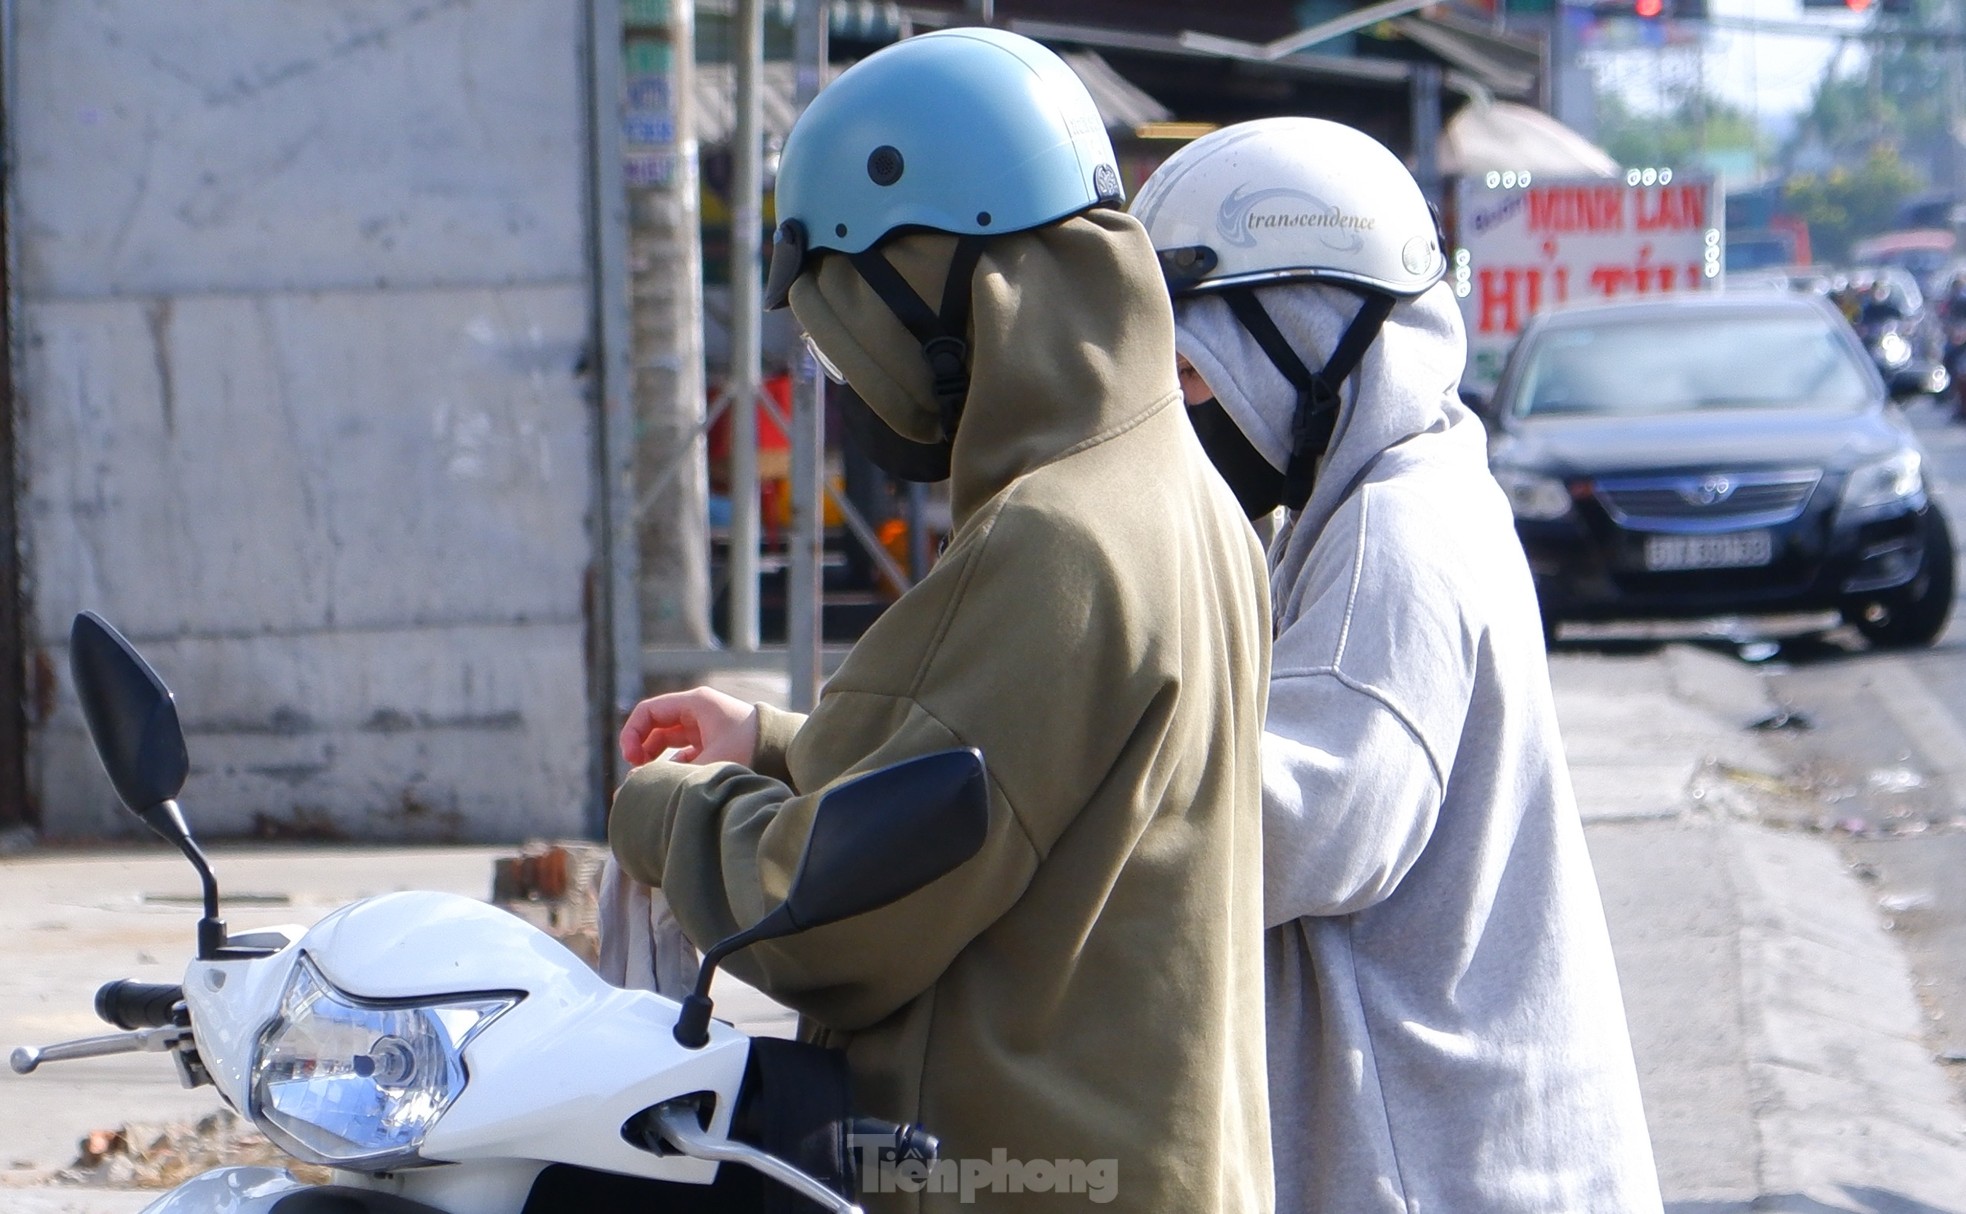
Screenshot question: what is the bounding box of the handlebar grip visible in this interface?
[94,980,184,1030]
[849,1117,940,1168]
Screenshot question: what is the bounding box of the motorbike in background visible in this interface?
[1943,313,1966,421]
[1855,315,1951,404]
[12,612,986,1214]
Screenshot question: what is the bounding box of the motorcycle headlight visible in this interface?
[1877,332,1912,368]
[1493,468,1574,520]
[1839,449,1924,515]
[250,955,518,1169]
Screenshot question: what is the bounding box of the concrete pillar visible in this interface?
[623,0,714,676]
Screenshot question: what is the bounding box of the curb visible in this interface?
[1726,820,1966,1210]
[1559,642,1966,1209]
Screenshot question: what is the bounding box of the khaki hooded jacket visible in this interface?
[609,209,1275,1213]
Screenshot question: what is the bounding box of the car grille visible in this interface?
[1592,469,1823,533]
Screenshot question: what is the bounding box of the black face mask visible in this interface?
[1187,397,1285,520]
[840,390,952,484]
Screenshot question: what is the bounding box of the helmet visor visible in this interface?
[801,332,847,384]
[764,220,810,312]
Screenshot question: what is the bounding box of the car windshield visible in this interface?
[1511,313,1874,419]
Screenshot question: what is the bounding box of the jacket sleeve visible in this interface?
[609,697,1041,1032]
[748,703,807,785]
[608,490,1161,1031]
[1260,669,1445,925]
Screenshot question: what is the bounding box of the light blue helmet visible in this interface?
[763,28,1124,482]
[763,28,1124,311]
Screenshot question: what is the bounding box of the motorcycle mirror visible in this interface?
[779,747,991,931]
[672,747,991,1047]
[70,612,189,818]
[69,612,227,960]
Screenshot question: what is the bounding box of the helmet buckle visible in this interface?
[922,335,972,435]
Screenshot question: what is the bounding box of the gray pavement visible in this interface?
[1558,644,1966,1214]
[1,647,1963,1211]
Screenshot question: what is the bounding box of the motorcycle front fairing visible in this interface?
[134,1166,462,1213]
[183,890,750,1187]
[133,1166,316,1214]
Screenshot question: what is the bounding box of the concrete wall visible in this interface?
[13,1,607,841]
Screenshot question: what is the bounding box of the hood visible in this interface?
[790,208,1180,525]
[1173,278,1474,566]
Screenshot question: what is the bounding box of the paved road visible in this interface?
[1750,395,1966,1101]
[10,397,1966,1213]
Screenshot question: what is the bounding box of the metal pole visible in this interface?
[1410,62,1443,208]
[786,0,827,710]
[728,0,764,652]
[1949,0,1966,198]
[1549,3,1570,132]
[584,0,643,831]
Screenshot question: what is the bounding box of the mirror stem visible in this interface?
[672,934,743,1049]
[673,904,796,1049]
[139,800,225,960]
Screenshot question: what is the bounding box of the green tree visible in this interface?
[1783,8,1953,196]
[1595,88,1766,174]
[1781,143,1926,262]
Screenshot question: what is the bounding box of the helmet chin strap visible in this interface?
[1219,287,1396,512]
[847,236,990,442]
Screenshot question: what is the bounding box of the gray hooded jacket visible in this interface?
[1176,280,1663,1214]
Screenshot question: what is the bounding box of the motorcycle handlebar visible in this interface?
[94,980,184,1031]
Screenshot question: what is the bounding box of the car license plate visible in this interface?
[1643,531,1774,571]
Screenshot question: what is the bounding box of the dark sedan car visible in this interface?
[1481,293,1955,647]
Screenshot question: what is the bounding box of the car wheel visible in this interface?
[1850,510,1956,648]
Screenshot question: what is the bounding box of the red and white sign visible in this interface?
[1453,174,1721,389]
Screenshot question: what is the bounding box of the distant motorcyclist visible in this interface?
[1134,117,1664,1214]
[609,29,1274,1214]
[1942,270,1966,323]
[1859,277,1907,328]
[1942,272,1966,419]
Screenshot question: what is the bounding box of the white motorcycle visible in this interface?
[12,612,986,1214]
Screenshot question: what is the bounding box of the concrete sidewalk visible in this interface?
[1556,644,1966,1214]
[2,647,1963,1213]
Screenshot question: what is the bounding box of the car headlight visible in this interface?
[1493,468,1573,520]
[1839,449,1924,515]
[1876,332,1912,368]
[250,955,518,1169]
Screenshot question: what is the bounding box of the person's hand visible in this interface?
[619,687,760,768]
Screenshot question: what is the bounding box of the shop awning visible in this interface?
[1385,13,1541,101]
[1439,99,1620,178]
[692,49,1167,147]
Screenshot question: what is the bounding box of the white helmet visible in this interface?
[1130,117,1444,516]
[1130,116,1444,298]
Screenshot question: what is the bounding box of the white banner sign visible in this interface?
[1453,174,1722,390]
